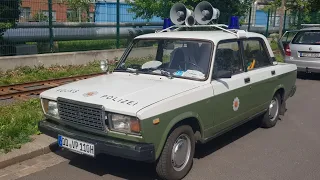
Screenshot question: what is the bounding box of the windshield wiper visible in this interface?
[159,69,173,79]
[141,68,173,79]
[126,67,173,79]
[126,68,139,74]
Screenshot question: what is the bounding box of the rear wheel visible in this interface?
[156,125,195,180]
[261,93,281,128]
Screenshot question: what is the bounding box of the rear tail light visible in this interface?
[285,44,291,56]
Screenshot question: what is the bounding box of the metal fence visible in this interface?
[0,0,163,56]
[243,6,320,37]
[1,0,320,57]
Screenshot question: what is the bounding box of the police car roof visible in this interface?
[135,30,267,43]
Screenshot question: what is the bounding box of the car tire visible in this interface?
[261,93,281,128]
[156,125,195,180]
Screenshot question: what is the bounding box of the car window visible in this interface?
[213,41,243,75]
[282,31,297,43]
[243,39,271,71]
[115,39,213,81]
[292,30,320,45]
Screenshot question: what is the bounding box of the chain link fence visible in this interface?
[243,6,320,37]
[1,1,320,57]
[0,0,162,57]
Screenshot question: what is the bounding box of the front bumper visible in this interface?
[38,120,155,162]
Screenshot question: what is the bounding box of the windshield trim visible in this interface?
[113,37,215,82]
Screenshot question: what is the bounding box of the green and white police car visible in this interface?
[38,2,297,180]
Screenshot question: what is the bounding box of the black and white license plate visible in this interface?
[300,52,320,58]
[58,135,95,157]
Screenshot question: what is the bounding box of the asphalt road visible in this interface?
[19,74,320,180]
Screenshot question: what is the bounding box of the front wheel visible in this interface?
[156,125,195,180]
[261,93,281,128]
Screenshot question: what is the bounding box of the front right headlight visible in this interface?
[41,99,60,119]
[109,113,141,135]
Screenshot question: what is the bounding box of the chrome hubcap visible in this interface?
[171,134,191,171]
[269,97,279,121]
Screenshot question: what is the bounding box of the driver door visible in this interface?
[210,40,253,135]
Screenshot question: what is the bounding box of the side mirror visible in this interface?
[213,70,232,79]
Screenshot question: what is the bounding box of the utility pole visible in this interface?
[48,0,54,52]
[278,0,286,37]
[116,0,120,49]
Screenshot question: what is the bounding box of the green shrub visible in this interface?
[0,99,43,153]
[0,61,102,86]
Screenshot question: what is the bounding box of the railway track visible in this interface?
[0,73,105,101]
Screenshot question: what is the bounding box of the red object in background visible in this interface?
[285,44,291,56]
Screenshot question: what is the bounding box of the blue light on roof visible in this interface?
[163,18,172,29]
[228,16,240,29]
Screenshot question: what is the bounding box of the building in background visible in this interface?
[244,0,287,27]
[18,0,162,23]
[94,0,162,23]
[19,0,95,23]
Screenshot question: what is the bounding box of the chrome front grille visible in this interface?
[57,98,105,131]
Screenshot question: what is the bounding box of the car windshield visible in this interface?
[292,30,320,45]
[114,39,213,80]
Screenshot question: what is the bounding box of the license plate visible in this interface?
[300,52,320,58]
[58,135,95,157]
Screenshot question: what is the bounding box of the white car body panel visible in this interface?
[136,84,213,120]
[40,72,204,117]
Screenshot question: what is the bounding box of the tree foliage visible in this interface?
[63,0,91,10]
[262,0,311,12]
[262,0,320,26]
[0,0,21,34]
[126,0,253,22]
[32,11,49,22]
[63,0,91,22]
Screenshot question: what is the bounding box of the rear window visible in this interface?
[292,30,320,45]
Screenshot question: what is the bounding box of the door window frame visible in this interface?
[240,37,274,72]
[211,39,245,81]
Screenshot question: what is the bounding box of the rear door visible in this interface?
[241,38,277,115]
[289,30,320,61]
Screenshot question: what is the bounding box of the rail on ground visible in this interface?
[0,73,105,101]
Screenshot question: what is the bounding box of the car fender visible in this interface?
[155,111,205,159]
[273,84,285,99]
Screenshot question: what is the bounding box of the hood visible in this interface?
[40,72,203,116]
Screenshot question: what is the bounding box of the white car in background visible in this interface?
[280,26,320,73]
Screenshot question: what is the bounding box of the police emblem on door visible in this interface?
[233,97,240,111]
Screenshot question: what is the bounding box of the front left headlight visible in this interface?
[109,113,140,134]
[41,99,60,119]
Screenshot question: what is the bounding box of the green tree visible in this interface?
[63,0,92,22]
[0,0,20,56]
[32,11,48,22]
[125,0,253,23]
[0,0,21,35]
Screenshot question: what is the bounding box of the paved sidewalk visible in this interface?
[0,134,58,170]
[0,151,75,180]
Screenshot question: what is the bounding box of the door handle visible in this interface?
[244,77,250,84]
[271,70,276,75]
